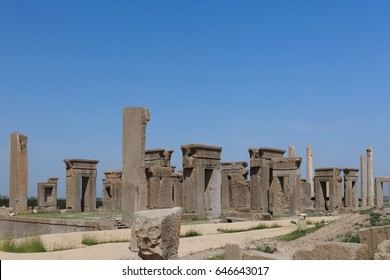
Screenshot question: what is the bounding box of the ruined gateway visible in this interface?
[2,107,390,260]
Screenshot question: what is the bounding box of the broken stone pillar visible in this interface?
[249,147,285,213]
[64,159,99,212]
[9,133,28,213]
[102,170,122,210]
[221,162,250,211]
[301,179,313,209]
[145,149,178,209]
[367,148,374,207]
[181,144,222,219]
[221,163,232,209]
[314,168,343,212]
[37,178,58,211]
[307,144,314,198]
[133,207,182,260]
[271,157,302,215]
[122,107,150,224]
[171,172,184,208]
[360,155,367,207]
[375,177,390,209]
[288,146,295,158]
[343,169,359,209]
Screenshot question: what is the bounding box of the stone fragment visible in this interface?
[133,207,182,260]
[374,240,390,260]
[224,243,242,260]
[243,250,287,260]
[293,242,369,260]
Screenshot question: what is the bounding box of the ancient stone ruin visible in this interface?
[343,169,359,209]
[122,107,150,224]
[133,207,182,260]
[249,147,286,213]
[375,177,390,209]
[102,170,122,210]
[181,144,222,219]
[314,168,343,212]
[9,132,28,213]
[37,178,58,212]
[64,159,99,212]
[145,149,181,209]
[221,162,250,212]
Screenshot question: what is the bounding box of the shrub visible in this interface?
[180,229,202,238]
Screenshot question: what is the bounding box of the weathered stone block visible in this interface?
[293,242,369,260]
[134,207,182,260]
[224,243,242,260]
[243,250,285,260]
[374,240,390,260]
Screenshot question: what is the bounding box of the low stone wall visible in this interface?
[0,216,98,238]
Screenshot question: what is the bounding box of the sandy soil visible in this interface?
[0,215,345,260]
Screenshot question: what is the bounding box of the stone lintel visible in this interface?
[222,162,248,172]
[343,168,359,177]
[64,159,99,170]
[272,157,302,170]
[47,178,59,183]
[375,177,390,183]
[145,149,173,166]
[181,144,222,160]
[315,167,342,177]
[249,147,286,160]
[104,170,122,179]
[146,166,173,178]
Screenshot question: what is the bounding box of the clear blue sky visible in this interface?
[1,1,389,198]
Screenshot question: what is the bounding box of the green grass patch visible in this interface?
[341,232,360,243]
[0,235,46,253]
[217,223,281,234]
[81,234,99,246]
[180,229,202,238]
[360,209,390,227]
[81,233,129,246]
[256,245,276,254]
[278,220,326,241]
[208,254,225,260]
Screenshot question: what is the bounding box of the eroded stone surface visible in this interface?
[9,133,28,213]
[134,207,182,260]
[293,242,369,260]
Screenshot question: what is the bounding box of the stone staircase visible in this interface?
[115,218,130,229]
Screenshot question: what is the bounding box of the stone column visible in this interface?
[375,178,383,209]
[367,148,374,207]
[360,155,367,207]
[307,144,314,197]
[288,146,295,158]
[122,107,150,224]
[9,133,28,213]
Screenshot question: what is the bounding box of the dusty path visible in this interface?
[0,216,342,260]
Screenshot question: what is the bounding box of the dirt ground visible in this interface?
[0,214,355,260]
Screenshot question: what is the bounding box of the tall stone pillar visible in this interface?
[360,155,367,207]
[9,132,28,213]
[367,148,374,207]
[307,144,314,198]
[122,107,150,224]
[288,146,295,158]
